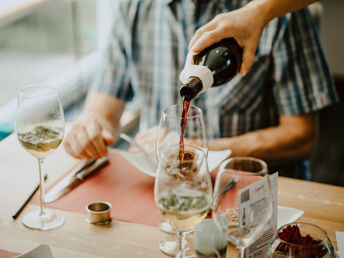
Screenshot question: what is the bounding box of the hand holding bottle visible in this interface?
[188,3,265,77]
[189,0,318,76]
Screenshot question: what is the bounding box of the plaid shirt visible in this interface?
[92,0,338,178]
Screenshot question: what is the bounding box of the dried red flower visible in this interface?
[275,225,328,257]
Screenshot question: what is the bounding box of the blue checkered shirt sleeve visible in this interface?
[90,1,134,101]
[272,9,338,115]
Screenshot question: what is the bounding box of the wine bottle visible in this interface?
[179,38,243,101]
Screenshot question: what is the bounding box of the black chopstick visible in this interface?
[12,174,48,220]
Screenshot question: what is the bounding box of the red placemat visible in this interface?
[31,149,257,227]
[0,249,19,258]
[32,149,160,226]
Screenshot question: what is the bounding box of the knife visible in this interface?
[45,157,109,203]
[211,177,238,212]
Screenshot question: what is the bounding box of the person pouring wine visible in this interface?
[188,0,321,77]
[64,0,338,180]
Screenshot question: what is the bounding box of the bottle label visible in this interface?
[179,65,213,93]
[179,51,214,93]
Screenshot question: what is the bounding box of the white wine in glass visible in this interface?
[155,144,212,258]
[156,104,208,256]
[17,124,63,159]
[15,85,65,230]
[157,187,210,232]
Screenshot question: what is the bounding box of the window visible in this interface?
[0,0,113,140]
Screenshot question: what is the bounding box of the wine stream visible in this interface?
[179,98,191,163]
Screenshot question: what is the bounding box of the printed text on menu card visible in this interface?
[238,172,278,258]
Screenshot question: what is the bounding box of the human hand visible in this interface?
[129,126,168,152]
[64,117,115,159]
[188,4,266,76]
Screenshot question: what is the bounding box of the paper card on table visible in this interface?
[238,172,278,258]
[15,244,52,258]
[336,231,344,258]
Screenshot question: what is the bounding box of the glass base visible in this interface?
[160,235,180,257]
[160,234,193,257]
[22,210,64,230]
[159,221,175,234]
[176,246,197,258]
[176,241,222,258]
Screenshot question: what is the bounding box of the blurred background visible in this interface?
[0,0,343,186]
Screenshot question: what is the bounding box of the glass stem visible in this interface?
[38,158,46,215]
[178,231,186,252]
[237,247,245,258]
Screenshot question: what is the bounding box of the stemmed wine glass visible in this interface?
[156,104,208,256]
[156,104,207,157]
[212,157,273,257]
[15,84,65,230]
[154,143,212,258]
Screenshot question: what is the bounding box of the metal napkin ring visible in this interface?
[86,201,112,225]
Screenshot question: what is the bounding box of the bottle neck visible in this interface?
[179,76,203,101]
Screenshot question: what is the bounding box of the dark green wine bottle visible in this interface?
[180,38,243,101]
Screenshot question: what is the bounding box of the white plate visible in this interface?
[277,206,304,229]
[120,149,231,177]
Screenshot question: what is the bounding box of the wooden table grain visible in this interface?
[0,134,343,257]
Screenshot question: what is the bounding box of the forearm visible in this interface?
[81,91,126,135]
[248,0,317,26]
[208,114,316,166]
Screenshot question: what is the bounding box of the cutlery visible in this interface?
[222,177,238,194]
[211,177,238,212]
[12,174,47,220]
[44,157,109,203]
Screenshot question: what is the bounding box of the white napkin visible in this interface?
[277,205,304,229]
[336,231,344,258]
[16,244,53,258]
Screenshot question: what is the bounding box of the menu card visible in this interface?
[238,172,278,257]
[336,231,344,258]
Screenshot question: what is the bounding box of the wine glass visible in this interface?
[156,104,207,256]
[154,143,212,258]
[156,104,207,160]
[267,222,337,257]
[212,157,273,258]
[15,84,65,230]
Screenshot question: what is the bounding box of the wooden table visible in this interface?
[0,134,343,257]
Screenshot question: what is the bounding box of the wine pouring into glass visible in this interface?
[156,104,208,256]
[155,37,243,255]
[15,84,65,230]
[155,143,212,258]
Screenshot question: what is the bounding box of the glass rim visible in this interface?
[18,84,58,98]
[276,222,330,247]
[162,104,203,119]
[219,157,268,176]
